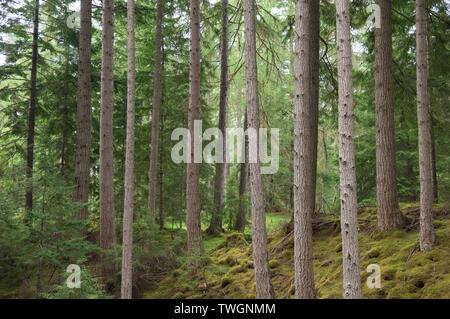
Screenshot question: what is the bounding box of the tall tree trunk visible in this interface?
[99,0,117,252]
[234,110,248,232]
[310,0,319,206]
[148,0,163,227]
[61,43,70,177]
[207,0,229,236]
[159,111,165,231]
[186,0,204,257]
[416,0,435,252]
[121,0,135,300]
[293,0,318,299]
[375,0,404,231]
[73,0,92,221]
[180,164,184,231]
[243,0,274,299]
[335,0,362,299]
[24,0,39,225]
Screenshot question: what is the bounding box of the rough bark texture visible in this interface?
[335,0,362,299]
[416,0,435,252]
[375,0,404,231]
[234,110,248,232]
[186,0,204,257]
[243,0,274,299]
[99,0,117,251]
[121,0,135,300]
[148,0,163,226]
[25,0,39,224]
[73,0,92,221]
[293,0,315,299]
[208,0,229,235]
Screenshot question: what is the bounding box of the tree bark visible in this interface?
[24,0,39,225]
[293,0,317,299]
[375,0,404,231]
[207,0,229,236]
[243,0,274,299]
[159,111,165,231]
[99,0,117,251]
[73,0,92,221]
[234,110,248,232]
[335,0,362,299]
[416,0,435,252]
[121,0,135,300]
[148,0,163,227]
[180,164,185,232]
[186,0,204,257]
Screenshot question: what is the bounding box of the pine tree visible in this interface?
[186,0,204,256]
[293,0,316,299]
[416,0,435,252]
[24,0,40,225]
[207,0,229,236]
[148,0,163,226]
[121,0,136,299]
[73,0,92,222]
[375,0,404,231]
[243,0,274,299]
[99,0,117,252]
[335,0,362,299]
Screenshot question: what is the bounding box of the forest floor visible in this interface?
[143,204,450,299]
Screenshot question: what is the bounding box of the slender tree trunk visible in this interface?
[186,0,204,256]
[61,44,70,177]
[207,0,229,236]
[73,0,92,221]
[148,0,163,226]
[431,129,438,203]
[293,0,317,299]
[375,0,404,231]
[234,110,248,232]
[180,164,184,231]
[335,0,362,299]
[99,0,117,251]
[310,0,320,206]
[24,0,39,225]
[159,111,165,231]
[243,0,274,299]
[416,0,435,252]
[121,0,135,300]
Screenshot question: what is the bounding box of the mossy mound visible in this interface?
[143,204,450,299]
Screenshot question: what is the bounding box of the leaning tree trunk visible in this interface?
[335,0,362,299]
[148,0,163,227]
[121,0,135,300]
[234,110,248,232]
[416,0,435,252]
[243,0,274,299]
[24,0,39,225]
[293,0,316,299]
[186,0,204,257]
[375,0,404,231]
[73,0,92,222]
[99,0,117,252]
[207,0,229,236]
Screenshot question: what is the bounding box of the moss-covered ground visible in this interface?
[143,204,449,299]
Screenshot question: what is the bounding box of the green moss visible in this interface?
[142,204,450,299]
[221,276,233,288]
[269,259,280,269]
